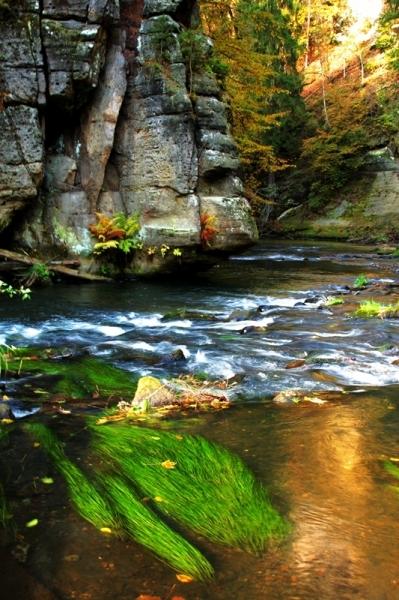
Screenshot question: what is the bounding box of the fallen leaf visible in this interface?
[171,597,186,600]
[2,395,9,400]
[285,359,306,369]
[1,418,14,425]
[135,595,161,600]
[25,518,39,528]
[63,554,80,562]
[33,442,40,448]
[40,476,54,485]
[154,496,164,503]
[176,574,194,583]
[100,527,112,534]
[161,460,176,470]
[175,435,183,440]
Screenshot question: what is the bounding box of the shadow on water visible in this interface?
[1,240,399,599]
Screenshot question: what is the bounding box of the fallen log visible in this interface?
[0,249,112,282]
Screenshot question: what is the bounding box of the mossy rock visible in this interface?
[132,375,174,410]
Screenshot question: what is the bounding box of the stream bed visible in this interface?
[1,240,399,600]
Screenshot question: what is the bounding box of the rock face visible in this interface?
[0,0,257,270]
[277,149,399,241]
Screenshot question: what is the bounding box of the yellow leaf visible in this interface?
[100,527,112,534]
[2,395,9,400]
[40,477,54,485]
[33,442,40,448]
[1,418,13,425]
[154,496,164,503]
[175,435,183,440]
[26,518,39,528]
[176,574,194,583]
[161,460,176,470]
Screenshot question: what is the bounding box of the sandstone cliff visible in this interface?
[0,0,257,272]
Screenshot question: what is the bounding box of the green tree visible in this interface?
[200,0,306,208]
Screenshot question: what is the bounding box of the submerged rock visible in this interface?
[273,390,328,405]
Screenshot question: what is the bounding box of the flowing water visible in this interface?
[1,240,399,599]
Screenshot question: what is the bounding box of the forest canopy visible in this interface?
[198,0,399,225]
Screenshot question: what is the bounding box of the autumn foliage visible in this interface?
[200,213,218,246]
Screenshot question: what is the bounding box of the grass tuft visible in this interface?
[354,299,399,319]
[91,423,289,552]
[353,274,370,289]
[23,421,289,578]
[324,296,344,307]
[384,460,399,480]
[24,423,213,580]
[24,423,117,530]
[104,473,213,580]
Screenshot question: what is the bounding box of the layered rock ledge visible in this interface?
[0,0,258,273]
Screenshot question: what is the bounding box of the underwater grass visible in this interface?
[104,473,213,580]
[24,423,212,579]
[91,423,289,552]
[24,423,117,530]
[384,460,399,480]
[10,354,137,400]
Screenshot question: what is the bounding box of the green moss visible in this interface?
[91,423,289,552]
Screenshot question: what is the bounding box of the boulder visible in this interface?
[132,376,175,410]
[199,196,258,251]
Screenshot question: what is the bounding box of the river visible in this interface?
[1,240,399,599]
